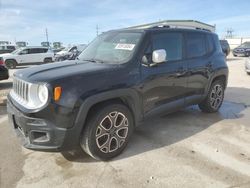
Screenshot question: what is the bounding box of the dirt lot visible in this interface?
[0,56,250,188]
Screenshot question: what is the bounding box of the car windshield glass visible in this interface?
[239,43,250,48]
[62,47,74,52]
[11,48,23,54]
[78,31,142,64]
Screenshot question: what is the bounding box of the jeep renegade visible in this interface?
[7,27,228,160]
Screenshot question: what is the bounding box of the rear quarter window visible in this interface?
[186,33,206,58]
[206,34,215,54]
[40,48,48,53]
[213,35,223,53]
[7,46,15,50]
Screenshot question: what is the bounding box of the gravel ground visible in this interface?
[0,55,250,188]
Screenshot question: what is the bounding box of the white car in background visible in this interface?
[55,45,87,61]
[0,46,55,69]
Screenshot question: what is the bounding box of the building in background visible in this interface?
[53,42,63,49]
[0,41,10,45]
[224,37,250,49]
[41,42,51,47]
[127,20,216,32]
[16,41,28,48]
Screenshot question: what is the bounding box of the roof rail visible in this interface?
[126,20,216,32]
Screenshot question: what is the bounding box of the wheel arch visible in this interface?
[5,58,18,64]
[205,68,228,94]
[74,89,142,138]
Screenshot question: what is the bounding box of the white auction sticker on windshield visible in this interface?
[115,43,135,51]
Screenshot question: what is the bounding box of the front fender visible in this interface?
[74,88,142,132]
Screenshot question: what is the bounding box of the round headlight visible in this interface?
[38,85,48,103]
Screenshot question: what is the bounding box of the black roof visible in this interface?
[110,27,214,35]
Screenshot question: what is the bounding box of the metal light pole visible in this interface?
[45,28,49,43]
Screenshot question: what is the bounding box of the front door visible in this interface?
[141,31,188,115]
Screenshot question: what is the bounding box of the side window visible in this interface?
[42,48,48,53]
[186,33,206,58]
[213,35,223,53]
[7,46,15,50]
[29,48,40,54]
[206,34,215,54]
[69,47,77,52]
[152,32,182,61]
[20,49,29,55]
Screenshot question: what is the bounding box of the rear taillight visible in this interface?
[0,59,4,65]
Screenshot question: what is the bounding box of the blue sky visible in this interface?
[1,0,250,46]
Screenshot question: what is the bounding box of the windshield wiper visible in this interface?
[82,58,104,63]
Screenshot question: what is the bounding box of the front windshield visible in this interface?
[239,42,250,48]
[78,31,142,64]
[11,48,23,54]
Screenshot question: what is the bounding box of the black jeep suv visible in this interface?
[7,27,228,160]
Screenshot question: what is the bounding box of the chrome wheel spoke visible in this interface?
[96,133,110,152]
[114,113,128,128]
[116,127,128,139]
[108,111,118,127]
[109,136,119,152]
[100,115,112,131]
[210,84,223,109]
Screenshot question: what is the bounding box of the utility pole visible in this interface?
[45,28,49,43]
[226,28,234,38]
[96,25,99,36]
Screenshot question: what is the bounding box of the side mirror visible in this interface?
[152,49,166,64]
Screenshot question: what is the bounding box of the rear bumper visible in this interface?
[7,97,81,151]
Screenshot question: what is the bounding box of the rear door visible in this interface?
[141,31,188,115]
[28,48,43,63]
[184,32,213,105]
[37,48,49,62]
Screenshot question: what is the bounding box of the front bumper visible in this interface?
[7,97,80,151]
[233,50,248,56]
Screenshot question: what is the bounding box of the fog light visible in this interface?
[31,131,50,143]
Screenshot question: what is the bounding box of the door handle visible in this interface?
[175,67,185,77]
[206,62,213,68]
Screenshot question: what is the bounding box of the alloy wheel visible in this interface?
[95,111,129,153]
[209,84,223,110]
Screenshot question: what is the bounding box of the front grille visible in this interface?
[13,78,29,102]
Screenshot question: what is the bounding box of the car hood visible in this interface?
[14,60,116,83]
[234,47,250,51]
[0,53,13,58]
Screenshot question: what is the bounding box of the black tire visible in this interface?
[44,58,53,63]
[5,59,17,69]
[199,79,225,113]
[245,52,250,57]
[81,103,134,161]
[233,54,237,57]
[247,72,250,75]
